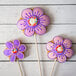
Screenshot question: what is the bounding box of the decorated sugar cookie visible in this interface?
[4,40,26,62]
[17,7,50,37]
[46,36,73,63]
[17,7,50,76]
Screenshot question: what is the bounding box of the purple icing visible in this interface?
[10,54,16,62]
[4,49,12,56]
[17,52,24,59]
[19,44,26,52]
[13,40,20,48]
[17,7,50,37]
[6,42,13,50]
[47,36,73,63]
[4,40,26,62]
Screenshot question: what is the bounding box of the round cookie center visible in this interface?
[28,16,37,26]
[12,48,18,53]
[56,45,63,53]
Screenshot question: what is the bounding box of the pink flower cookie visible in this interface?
[17,7,50,37]
[46,36,73,63]
[4,40,26,62]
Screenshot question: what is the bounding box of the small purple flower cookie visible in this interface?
[4,40,26,62]
[17,7,50,37]
[46,36,73,63]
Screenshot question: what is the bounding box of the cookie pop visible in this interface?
[46,36,73,76]
[4,40,26,76]
[17,7,50,36]
[17,7,50,76]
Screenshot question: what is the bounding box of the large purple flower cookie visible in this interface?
[17,7,50,37]
[46,36,73,63]
[4,40,26,62]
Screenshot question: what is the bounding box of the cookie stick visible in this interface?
[4,40,26,76]
[17,7,50,76]
[46,36,73,76]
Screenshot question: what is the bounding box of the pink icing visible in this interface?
[40,15,50,26]
[48,52,56,59]
[35,25,46,35]
[21,8,32,19]
[63,39,72,48]
[57,55,66,63]
[33,7,43,17]
[17,20,27,30]
[46,42,54,51]
[64,49,73,58]
[47,36,73,63]
[24,27,34,37]
[17,7,50,37]
[53,36,63,44]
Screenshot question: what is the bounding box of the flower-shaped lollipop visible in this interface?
[4,40,26,62]
[17,7,50,76]
[17,7,50,37]
[47,36,73,63]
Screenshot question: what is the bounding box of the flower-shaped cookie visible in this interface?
[17,7,50,37]
[4,40,26,62]
[46,36,73,63]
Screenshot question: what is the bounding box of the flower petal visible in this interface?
[4,49,12,56]
[40,15,50,26]
[19,44,26,52]
[33,7,44,17]
[24,27,34,37]
[64,49,73,58]
[13,40,20,48]
[53,36,63,45]
[57,55,66,63]
[6,42,13,50]
[10,54,16,62]
[35,25,46,35]
[63,39,72,48]
[17,20,27,30]
[46,42,55,51]
[21,8,32,19]
[17,52,24,59]
[48,52,56,59]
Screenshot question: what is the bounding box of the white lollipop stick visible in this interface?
[50,59,57,76]
[34,34,42,76]
[17,60,23,76]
